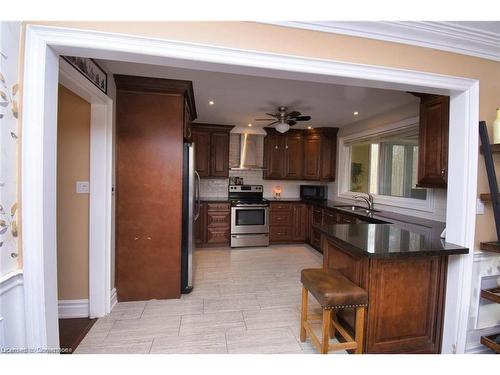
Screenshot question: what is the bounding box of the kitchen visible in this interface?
[70,59,470,354]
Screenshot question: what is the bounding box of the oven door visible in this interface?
[231,206,269,234]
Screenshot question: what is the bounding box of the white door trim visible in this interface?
[58,58,114,319]
[22,24,478,352]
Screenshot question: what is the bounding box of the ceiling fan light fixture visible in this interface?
[275,121,290,133]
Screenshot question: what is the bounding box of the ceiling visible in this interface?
[99,59,418,131]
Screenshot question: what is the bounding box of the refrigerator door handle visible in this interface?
[194,170,201,221]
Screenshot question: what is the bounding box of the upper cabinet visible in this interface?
[412,93,450,188]
[264,128,338,181]
[192,124,234,178]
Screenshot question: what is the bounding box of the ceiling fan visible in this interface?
[255,106,311,133]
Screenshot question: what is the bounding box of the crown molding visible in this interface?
[267,21,500,62]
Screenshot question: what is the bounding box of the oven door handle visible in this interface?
[232,205,269,208]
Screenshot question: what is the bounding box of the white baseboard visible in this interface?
[110,288,117,311]
[58,299,89,319]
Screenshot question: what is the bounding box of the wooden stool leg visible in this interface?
[300,287,308,342]
[355,306,366,354]
[321,309,332,354]
[330,309,336,339]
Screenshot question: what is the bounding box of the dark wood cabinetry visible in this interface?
[263,128,338,181]
[192,124,234,178]
[196,202,230,246]
[412,93,450,188]
[192,129,211,177]
[284,132,304,179]
[292,203,309,241]
[269,202,308,244]
[115,74,196,302]
[323,237,447,354]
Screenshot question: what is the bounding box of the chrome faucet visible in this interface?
[353,193,374,211]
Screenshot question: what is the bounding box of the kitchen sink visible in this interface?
[335,205,380,214]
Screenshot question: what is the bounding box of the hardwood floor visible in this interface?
[59,317,97,354]
[75,245,347,354]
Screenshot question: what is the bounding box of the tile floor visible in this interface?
[76,245,347,354]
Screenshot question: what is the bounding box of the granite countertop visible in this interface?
[314,223,468,259]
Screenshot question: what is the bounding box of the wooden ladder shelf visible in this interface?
[478,121,500,254]
[478,122,500,353]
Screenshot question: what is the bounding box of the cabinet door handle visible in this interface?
[441,168,447,177]
[186,127,192,139]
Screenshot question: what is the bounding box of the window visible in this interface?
[348,125,427,200]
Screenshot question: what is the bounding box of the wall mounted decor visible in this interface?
[62,55,107,94]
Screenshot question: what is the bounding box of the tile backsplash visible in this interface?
[200,169,326,199]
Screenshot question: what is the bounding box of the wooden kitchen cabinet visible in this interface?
[412,93,450,188]
[292,203,309,241]
[303,128,339,181]
[197,202,230,247]
[115,74,196,302]
[264,127,338,181]
[303,134,321,180]
[284,132,304,179]
[322,236,447,353]
[264,131,285,179]
[192,124,234,178]
[269,202,308,244]
[192,129,211,177]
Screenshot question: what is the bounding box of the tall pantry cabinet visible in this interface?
[115,75,196,301]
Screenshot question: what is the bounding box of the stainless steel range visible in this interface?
[229,185,269,247]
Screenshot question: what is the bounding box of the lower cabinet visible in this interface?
[196,202,230,247]
[322,236,447,354]
[269,202,308,244]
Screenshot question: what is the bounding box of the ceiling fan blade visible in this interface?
[264,121,279,127]
[287,111,301,118]
[266,113,278,117]
[287,120,297,126]
[255,118,276,121]
[294,116,311,121]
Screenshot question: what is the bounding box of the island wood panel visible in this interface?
[116,90,183,301]
[322,235,447,353]
[366,256,446,353]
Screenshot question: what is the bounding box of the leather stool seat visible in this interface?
[301,269,368,308]
[300,268,368,354]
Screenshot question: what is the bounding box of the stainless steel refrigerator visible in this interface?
[181,142,200,293]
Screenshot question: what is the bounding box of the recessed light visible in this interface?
[353,111,359,116]
[307,126,312,129]
[248,123,252,127]
[208,100,215,106]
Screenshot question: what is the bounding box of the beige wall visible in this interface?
[56,84,90,300]
[21,21,500,248]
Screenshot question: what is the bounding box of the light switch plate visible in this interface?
[76,181,90,194]
[476,198,485,215]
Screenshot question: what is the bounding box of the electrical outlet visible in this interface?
[76,181,90,194]
[476,198,485,215]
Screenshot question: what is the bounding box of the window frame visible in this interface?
[337,116,436,212]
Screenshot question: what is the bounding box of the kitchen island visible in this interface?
[314,221,468,354]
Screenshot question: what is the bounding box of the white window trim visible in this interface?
[337,116,439,213]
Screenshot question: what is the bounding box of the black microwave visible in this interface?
[300,185,328,201]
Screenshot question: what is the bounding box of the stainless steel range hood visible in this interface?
[230,133,265,171]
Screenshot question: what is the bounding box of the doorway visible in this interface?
[21,24,478,352]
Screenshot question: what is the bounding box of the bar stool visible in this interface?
[300,268,368,354]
